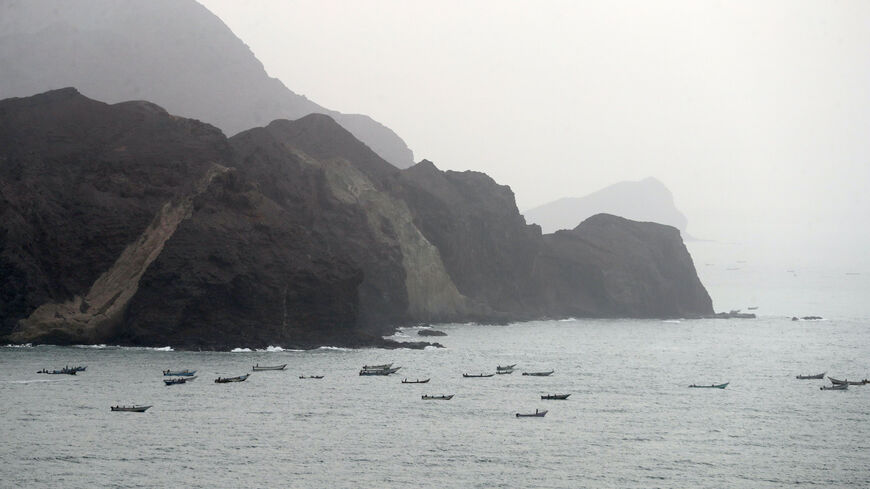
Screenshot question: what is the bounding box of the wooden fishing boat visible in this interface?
[689,382,729,389]
[541,393,570,400]
[463,373,494,378]
[359,366,401,376]
[253,364,287,371]
[522,370,554,377]
[401,378,430,384]
[496,364,517,370]
[111,405,151,412]
[71,366,87,372]
[362,363,393,370]
[164,376,197,385]
[796,373,825,379]
[828,377,868,386]
[821,384,848,390]
[421,394,454,400]
[299,375,324,379]
[163,369,196,376]
[516,409,548,417]
[496,369,514,374]
[37,368,76,375]
[214,374,249,383]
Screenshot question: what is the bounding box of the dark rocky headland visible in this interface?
[0,89,713,350]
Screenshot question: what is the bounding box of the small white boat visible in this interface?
[252,364,287,371]
[111,405,151,412]
[516,409,548,417]
[821,384,848,391]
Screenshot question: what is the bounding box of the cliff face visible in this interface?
[0,90,714,349]
[0,0,414,167]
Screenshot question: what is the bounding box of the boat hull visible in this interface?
[215,374,249,383]
[516,410,548,417]
[689,382,729,389]
[252,364,287,371]
[111,405,151,412]
[542,394,570,400]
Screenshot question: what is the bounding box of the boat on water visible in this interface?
[463,373,494,378]
[164,376,197,385]
[299,375,324,379]
[70,366,87,372]
[821,384,848,391]
[359,366,401,376]
[522,370,554,377]
[541,394,570,400]
[253,364,287,371]
[163,369,196,376]
[421,394,454,400]
[496,364,517,370]
[401,378,430,384]
[496,369,514,375]
[215,374,250,383]
[516,409,548,418]
[362,363,392,370]
[111,405,151,412]
[796,373,826,380]
[689,382,729,389]
[37,368,76,375]
[828,377,868,386]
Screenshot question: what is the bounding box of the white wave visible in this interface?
[3,343,33,348]
[423,345,442,350]
[2,379,65,384]
[661,320,682,324]
[231,347,253,352]
[317,346,351,351]
[257,346,297,352]
[150,346,174,351]
[558,318,578,322]
[72,344,109,349]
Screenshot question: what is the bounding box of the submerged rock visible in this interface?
[418,329,448,337]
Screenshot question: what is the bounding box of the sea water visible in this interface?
[1,250,869,488]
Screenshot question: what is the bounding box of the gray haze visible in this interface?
[199,0,870,270]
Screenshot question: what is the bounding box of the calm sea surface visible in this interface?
[2,255,869,488]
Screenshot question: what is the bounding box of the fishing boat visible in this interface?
[689,382,729,389]
[496,368,514,375]
[37,368,76,375]
[421,394,454,400]
[70,366,87,372]
[401,378,430,384]
[252,364,287,371]
[359,366,401,376]
[214,374,250,383]
[164,376,197,385]
[828,377,868,386]
[362,363,393,370]
[796,373,825,380]
[516,409,548,418]
[111,405,151,412]
[821,384,848,390]
[496,364,517,370]
[463,373,494,378]
[299,375,324,379]
[163,369,196,376]
[522,370,554,377]
[541,393,570,400]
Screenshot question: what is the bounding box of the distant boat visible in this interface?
[463,373,494,378]
[163,369,196,376]
[421,394,454,400]
[516,409,548,418]
[828,377,868,386]
[299,375,324,379]
[541,394,570,400]
[747,306,759,310]
[111,405,151,412]
[164,375,197,385]
[821,384,848,391]
[214,374,249,383]
[401,378,430,384]
[70,366,87,372]
[362,363,392,370]
[359,366,401,376]
[522,370,554,377]
[689,382,729,389]
[37,368,76,375]
[795,373,825,380]
[496,364,517,370]
[496,369,514,375]
[252,364,287,371]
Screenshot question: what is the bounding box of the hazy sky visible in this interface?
[199,1,870,268]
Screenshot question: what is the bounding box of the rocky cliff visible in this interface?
[0,0,414,167]
[0,90,714,349]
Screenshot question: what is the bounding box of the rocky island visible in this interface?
[0,89,713,349]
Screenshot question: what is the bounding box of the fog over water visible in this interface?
[199,0,870,270]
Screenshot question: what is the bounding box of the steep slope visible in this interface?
[524,177,690,235]
[0,0,414,167]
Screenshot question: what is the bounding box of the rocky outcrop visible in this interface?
[0,0,414,167]
[0,89,714,349]
[524,177,691,236]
